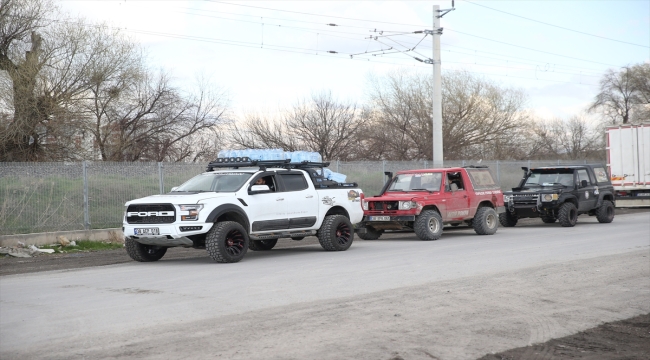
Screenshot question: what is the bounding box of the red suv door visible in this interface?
[442,170,470,220]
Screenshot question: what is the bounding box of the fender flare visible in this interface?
[205,204,250,231]
[596,191,615,207]
[558,194,578,206]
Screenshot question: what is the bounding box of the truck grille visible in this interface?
[512,194,539,206]
[368,201,399,212]
[126,204,176,224]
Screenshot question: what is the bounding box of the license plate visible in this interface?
[637,193,650,197]
[369,216,390,221]
[135,228,160,236]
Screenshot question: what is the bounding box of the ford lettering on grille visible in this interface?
[126,204,176,224]
[127,211,174,217]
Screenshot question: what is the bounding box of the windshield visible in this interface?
[174,172,252,192]
[525,170,574,187]
[388,172,442,192]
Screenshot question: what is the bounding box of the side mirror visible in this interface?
[580,180,588,188]
[249,184,270,194]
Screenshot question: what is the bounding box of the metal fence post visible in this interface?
[83,161,90,230]
[496,160,500,183]
[158,162,165,194]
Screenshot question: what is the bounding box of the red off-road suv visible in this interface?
[357,166,505,240]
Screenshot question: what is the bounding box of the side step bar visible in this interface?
[249,230,317,240]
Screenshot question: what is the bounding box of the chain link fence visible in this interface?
[0,159,600,235]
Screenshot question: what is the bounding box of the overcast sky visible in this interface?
[59,0,650,121]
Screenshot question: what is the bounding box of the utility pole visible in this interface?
[432,5,443,168]
[429,2,454,168]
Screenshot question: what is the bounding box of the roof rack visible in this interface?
[206,157,331,172]
[462,165,488,169]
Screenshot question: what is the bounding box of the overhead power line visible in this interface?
[167,7,626,72]
[463,0,649,48]
[447,28,620,67]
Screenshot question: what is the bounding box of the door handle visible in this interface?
[276,198,284,201]
[306,195,314,198]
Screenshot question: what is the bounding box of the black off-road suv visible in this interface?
[500,164,615,227]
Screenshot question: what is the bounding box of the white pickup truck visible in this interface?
[123,159,364,263]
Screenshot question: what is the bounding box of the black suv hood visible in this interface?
[507,186,568,194]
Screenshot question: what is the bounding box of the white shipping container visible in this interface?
[606,123,650,207]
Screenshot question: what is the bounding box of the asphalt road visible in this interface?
[1,212,649,360]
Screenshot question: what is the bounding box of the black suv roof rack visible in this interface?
[206,158,331,172]
[462,165,488,169]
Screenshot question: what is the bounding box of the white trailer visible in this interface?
[606,123,650,207]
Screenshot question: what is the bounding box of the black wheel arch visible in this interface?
[559,194,579,207]
[476,200,495,209]
[206,204,250,232]
[596,191,615,207]
[420,205,441,214]
[325,206,349,219]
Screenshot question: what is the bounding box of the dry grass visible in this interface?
[107,230,125,244]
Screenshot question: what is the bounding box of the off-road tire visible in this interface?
[317,215,354,251]
[595,200,615,223]
[558,202,578,227]
[357,226,383,240]
[414,210,443,240]
[125,238,168,262]
[541,216,557,223]
[206,221,249,263]
[249,239,278,251]
[473,207,499,235]
[499,211,518,227]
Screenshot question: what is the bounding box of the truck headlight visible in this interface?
[399,201,417,210]
[362,200,368,211]
[503,195,511,203]
[179,204,204,221]
[541,194,559,202]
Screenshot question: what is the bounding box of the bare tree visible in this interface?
[0,0,54,160]
[364,70,530,160]
[528,116,604,160]
[589,63,650,124]
[365,71,432,160]
[629,63,650,123]
[1,1,230,162]
[442,71,530,159]
[229,113,300,152]
[84,70,229,162]
[229,91,367,161]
